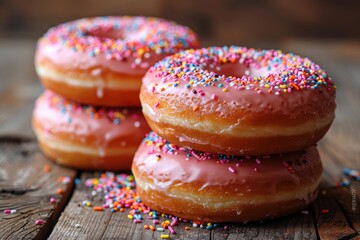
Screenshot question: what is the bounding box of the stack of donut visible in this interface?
[132,46,337,222]
[32,16,200,170]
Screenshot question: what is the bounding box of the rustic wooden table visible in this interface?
[0,39,359,240]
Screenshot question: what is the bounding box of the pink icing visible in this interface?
[36,44,168,75]
[35,16,200,75]
[133,132,322,196]
[142,46,336,121]
[33,91,150,156]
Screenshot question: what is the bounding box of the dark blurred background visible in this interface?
[1,0,359,47]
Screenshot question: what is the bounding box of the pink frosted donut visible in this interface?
[32,90,150,170]
[132,132,322,223]
[140,46,336,155]
[35,16,200,107]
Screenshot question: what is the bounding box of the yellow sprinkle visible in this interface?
[283,89,287,93]
[85,202,91,207]
[127,175,134,182]
[137,48,145,56]
[128,215,133,219]
[161,234,170,239]
[165,220,171,224]
[222,88,228,92]
[279,85,286,89]
[114,112,125,120]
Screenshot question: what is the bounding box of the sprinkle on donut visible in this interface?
[148,46,336,97]
[42,91,142,126]
[142,131,308,174]
[38,16,200,65]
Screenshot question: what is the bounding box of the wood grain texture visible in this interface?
[0,137,77,239]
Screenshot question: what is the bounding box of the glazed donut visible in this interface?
[35,16,200,107]
[140,46,336,155]
[32,90,150,170]
[132,132,322,223]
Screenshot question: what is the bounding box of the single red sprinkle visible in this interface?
[321,209,329,214]
[3,209,11,214]
[35,219,45,225]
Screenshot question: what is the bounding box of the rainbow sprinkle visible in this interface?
[336,168,360,187]
[142,132,307,174]
[38,16,199,61]
[148,46,336,96]
[83,172,225,235]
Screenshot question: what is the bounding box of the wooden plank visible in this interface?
[312,189,358,240]
[212,209,316,240]
[329,184,360,233]
[0,137,77,239]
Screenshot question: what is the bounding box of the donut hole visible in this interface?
[86,28,124,40]
[213,63,249,78]
[205,63,273,79]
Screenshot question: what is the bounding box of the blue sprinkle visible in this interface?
[74,178,81,185]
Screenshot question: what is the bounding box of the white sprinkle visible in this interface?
[10,210,17,214]
[96,88,104,98]
[91,68,102,76]
[134,121,141,128]
[75,223,81,228]
[301,210,309,215]
[135,58,142,65]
